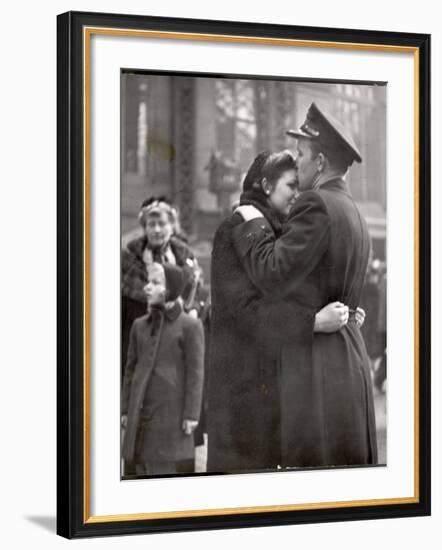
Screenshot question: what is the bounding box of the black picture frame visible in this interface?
[57,10,431,539]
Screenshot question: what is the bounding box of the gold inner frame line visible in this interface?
[82,26,420,524]
[85,26,418,54]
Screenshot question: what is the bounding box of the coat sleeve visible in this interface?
[182,317,205,421]
[121,321,138,415]
[232,191,330,294]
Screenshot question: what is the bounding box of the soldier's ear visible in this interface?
[317,152,326,172]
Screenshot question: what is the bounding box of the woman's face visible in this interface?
[144,211,173,249]
[267,169,298,216]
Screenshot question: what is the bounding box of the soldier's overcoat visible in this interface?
[233,178,378,468]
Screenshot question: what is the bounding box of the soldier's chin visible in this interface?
[274,205,291,218]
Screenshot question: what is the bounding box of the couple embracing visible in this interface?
[208,102,378,473]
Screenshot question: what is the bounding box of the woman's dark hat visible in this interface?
[286,102,362,164]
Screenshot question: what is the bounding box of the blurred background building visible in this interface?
[121,71,386,282]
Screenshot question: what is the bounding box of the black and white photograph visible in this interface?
[53,8,430,539]
[120,71,387,479]
[1,0,436,544]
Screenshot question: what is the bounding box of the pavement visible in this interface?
[195,385,387,472]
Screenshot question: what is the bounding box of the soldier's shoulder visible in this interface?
[292,189,329,213]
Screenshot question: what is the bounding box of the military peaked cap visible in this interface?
[286,102,362,164]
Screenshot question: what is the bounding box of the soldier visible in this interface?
[233,103,378,468]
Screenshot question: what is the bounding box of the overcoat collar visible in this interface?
[146,300,182,324]
[319,176,351,195]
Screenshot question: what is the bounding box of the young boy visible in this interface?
[121,262,204,476]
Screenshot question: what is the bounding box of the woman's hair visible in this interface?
[138,196,179,230]
[261,150,296,188]
[242,150,296,193]
[242,151,272,192]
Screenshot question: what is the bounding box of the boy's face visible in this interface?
[144,264,166,306]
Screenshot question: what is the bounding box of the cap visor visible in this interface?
[286,129,313,139]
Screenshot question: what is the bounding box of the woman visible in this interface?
[208,151,353,473]
[121,197,197,374]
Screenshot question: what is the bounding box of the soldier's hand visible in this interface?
[182,419,198,435]
[314,302,349,333]
[234,205,264,222]
[121,414,128,429]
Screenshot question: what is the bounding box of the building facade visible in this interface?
[122,72,387,265]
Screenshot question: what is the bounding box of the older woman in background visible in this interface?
[121,197,197,373]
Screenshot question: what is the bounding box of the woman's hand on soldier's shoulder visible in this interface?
[234,205,264,222]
